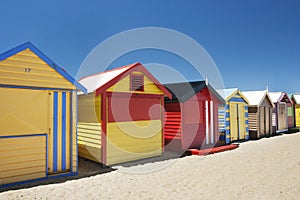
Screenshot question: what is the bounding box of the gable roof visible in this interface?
[163,81,225,103]
[218,88,249,103]
[79,62,172,98]
[291,94,300,104]
[242,90,274,107]
[0,42,87,93]
[269,92,292,104]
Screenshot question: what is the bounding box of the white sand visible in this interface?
[1,132,300,200]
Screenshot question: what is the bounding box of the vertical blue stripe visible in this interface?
[53,92,58,172]
[62,92,66,170]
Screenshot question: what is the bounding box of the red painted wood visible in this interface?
[161,96,165,153]
[164,86,223,151]
[189,144,239,156]
[107,93,162,122]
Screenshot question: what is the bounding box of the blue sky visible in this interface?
[0,0,299,93]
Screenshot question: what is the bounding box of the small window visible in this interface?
[130,74,144,91]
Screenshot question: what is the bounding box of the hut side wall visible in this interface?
[164,102,182,151]
[248,106,258,139]
[77,93,102,163]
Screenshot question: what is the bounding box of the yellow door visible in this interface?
[296,105,300,127]
[238,103,245,140]
[230,102,238,141]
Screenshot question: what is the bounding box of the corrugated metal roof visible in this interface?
[163,81,225,103]
[79,63,136,93]
[268,92,283,103]
[217,88,238,100]
[242,90,267,106]
[292,94,300,104]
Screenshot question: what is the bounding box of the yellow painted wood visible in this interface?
[48,91,54,173]
[72,92,77,172]
[0,88,48,136]
[0,49,74,89]
[238,103,246,139]
[296,105,300,127]
[78,145,101,163]
[0,136,46,147]
[229,102,238,141]
[78,93,101,123]
[0,136,46,185]
[65,92,71,170]
[77,140,101,149]
[78,122,101,149]
[106,120,162,165]
[0,147,46,158]
[0,160,45,172]
[0,172,46,185]
[107,72,164,95]
[0,166,46,179]
[78,132,101,140]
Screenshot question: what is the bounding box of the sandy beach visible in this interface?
[1,132,300,200]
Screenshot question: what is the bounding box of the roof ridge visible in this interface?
[79,62,140,81]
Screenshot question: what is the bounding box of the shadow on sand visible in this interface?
[1,151,190,192]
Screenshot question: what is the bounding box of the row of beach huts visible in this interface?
[1,42,300,187]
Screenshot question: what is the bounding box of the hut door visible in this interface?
[265,107,270,135]
[259,107,266,136]
[48,91,71,174]
[237,103,245,140]
[278,103,287,130]
[229,102,238,141]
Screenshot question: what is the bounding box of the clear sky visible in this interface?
[1,0,299,93]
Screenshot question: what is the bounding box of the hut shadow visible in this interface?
[111,151,191,168]
[0,157,115,192]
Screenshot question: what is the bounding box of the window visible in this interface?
[130,74,144,91]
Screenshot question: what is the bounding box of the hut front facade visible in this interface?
[78,63,171,165]
[269,92,293,133]
[218,88,249,144]
[0,42,86,187]
[242,91,274,139]
[290,94,300,127]
[163,81,225,151]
